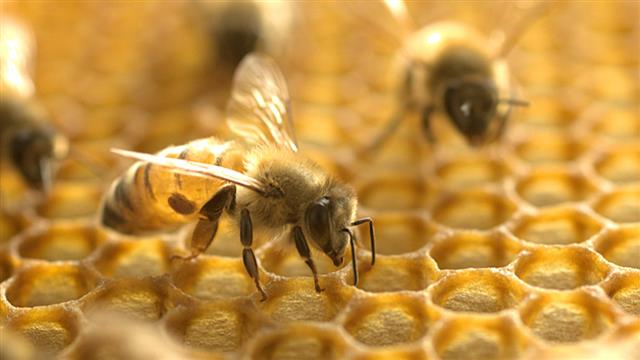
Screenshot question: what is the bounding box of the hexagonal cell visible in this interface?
[8,307,81,355]
[435,155,509,189]
[430,232,522,270]
[515,133,586,165]
[165,299,262,353]
[432,316,531,360]
[602,272,640,316]
[0,248,17,283]
[593,187,640,223]
[17,222,105,261]
[432,190,516,230]
[6,263,97,307]
[589,105,640,141]
[511,208,603,245]
[514,246,611,290]
[248,323,350,360]
[515,168,598,207]
[35,181,103,220]
[594,226,640,268]
[430,270,526,313]
[171,256,254,300]
[342,293,435,347]
[357,172,433,211]
[91,237,171,279]
[358,212,435,256]
[353,256,438,293]
[259,239,350,278]
[350,347,428,360]
[83,278,172,321]
[258,278,353,323]
[594,146,640,184]
[519,291,618,343]
[67,311,190,360]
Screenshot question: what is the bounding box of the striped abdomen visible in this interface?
[101,137,244,234]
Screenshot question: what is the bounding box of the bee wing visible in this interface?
[488,0,555,58]
[111,149,267,195]
[226,53,298,153]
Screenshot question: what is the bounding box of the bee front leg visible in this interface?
[240,208,268,301]
[421,105,436,144]
[292,226,324,293]
[172,184,236,262]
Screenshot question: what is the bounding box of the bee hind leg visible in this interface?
[240,208,268,301]
[292,226,324,293]
[171,184,236,262]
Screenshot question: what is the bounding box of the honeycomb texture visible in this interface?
[1,2,639,360]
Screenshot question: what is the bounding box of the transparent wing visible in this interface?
[226,53,298,152]
[111,149,267,195]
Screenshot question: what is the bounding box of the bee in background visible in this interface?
[101,54,376,300]
[195,1,292,83]
[0,16,68,192]
[357,0,550,151]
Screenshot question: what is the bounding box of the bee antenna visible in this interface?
[498,98,530,107]
[341,228,358,286]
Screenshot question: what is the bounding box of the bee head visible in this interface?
[304,187,356,266]
[443,79,498,146]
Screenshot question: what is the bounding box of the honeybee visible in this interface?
[0,16,67,192]
[196,1,292,83]
[101,54,376,300]
[360,0,549,150]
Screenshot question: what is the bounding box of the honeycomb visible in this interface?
[1,2,639,360]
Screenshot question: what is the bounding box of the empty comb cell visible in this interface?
[358,212,435,255]
[258,278,352,323]
[7,307,81,356]
[586,105,640,141]
[6,263,97,307]
[82,278,173,321]
[90,236,171,279]
[435,155,509,189]
[594,226,640,269]
[515,168,598,207]
[519,290,618,343]
[342,293,435,347]
[353,256,438,293]
[16,222,105,261]
[35,181,103,220]
[171,256,254,300]
[432,316,531,360]
[357,172,433,211]
[593,146,640,185]
[432,190,516,230]
[248,323,349,360]
[514,133,586,165]
[511,207,603,245]
[593,187,640,223]
[430,270,526,313]
[602,272,640,316]
[430,232,522,270]
[513,246,611,290]
[164,299,262,353]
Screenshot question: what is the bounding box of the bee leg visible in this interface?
[351,217,376,266]
[240,208,267,301]
[171,184,236,262]
[421,105,436,144]
[292,226,324,293]
[361,104,409,155]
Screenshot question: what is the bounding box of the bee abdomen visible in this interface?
[101,138,244,234]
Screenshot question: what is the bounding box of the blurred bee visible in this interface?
[359,0,550,150]
[101,54,376,300]
[195,1,292,83]
[0,16,67,192]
